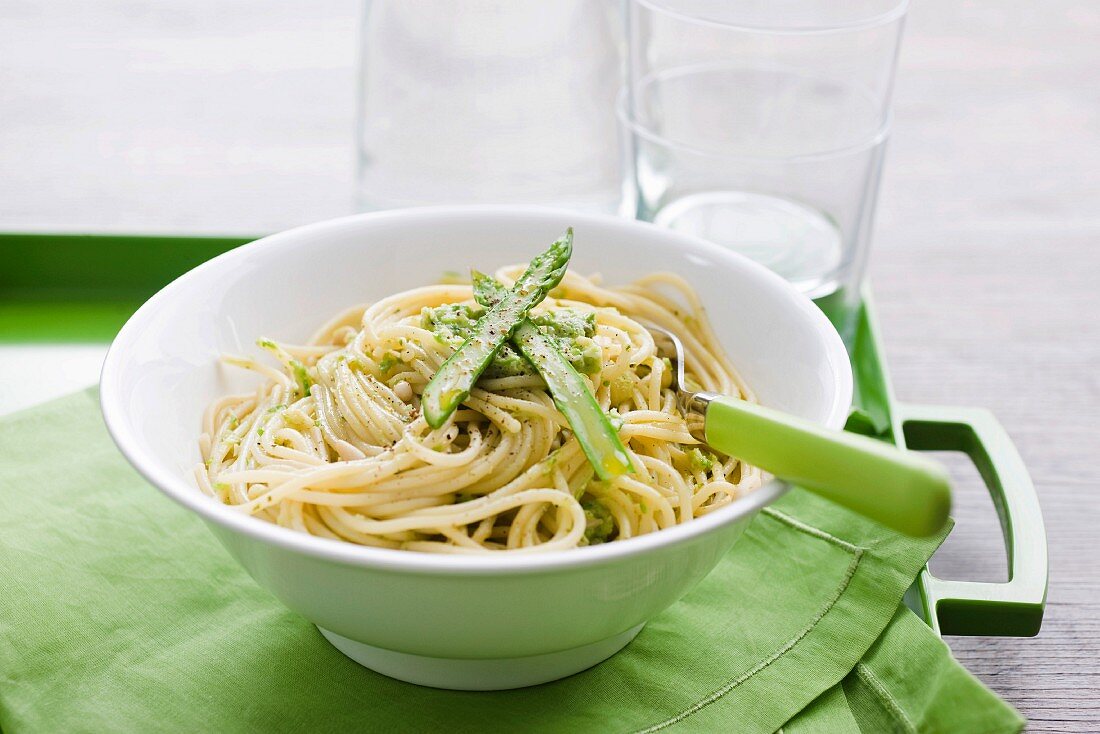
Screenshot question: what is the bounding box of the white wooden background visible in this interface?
[1,1,1097,730]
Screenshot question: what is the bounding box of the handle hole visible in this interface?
[924,451,1009,583]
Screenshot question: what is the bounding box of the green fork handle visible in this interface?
[900,404,1048,636]
[702,395,952,537]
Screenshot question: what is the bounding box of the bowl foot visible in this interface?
[317,624,645,691]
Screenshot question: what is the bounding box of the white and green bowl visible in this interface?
[100,207,852,690]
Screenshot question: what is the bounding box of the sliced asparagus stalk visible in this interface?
[421,230,573,428]
[473,271,632,480]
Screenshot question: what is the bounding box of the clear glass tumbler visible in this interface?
[356,0,622,212]
[620,0,907,315]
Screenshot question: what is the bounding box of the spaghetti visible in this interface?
[196,268,761,553]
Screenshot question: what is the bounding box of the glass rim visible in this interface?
[631,0,909,34]
[616,89,892,163]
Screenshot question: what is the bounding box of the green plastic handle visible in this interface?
[704,395,952,536]
[900,404,1048,637]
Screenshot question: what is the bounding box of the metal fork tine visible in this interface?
[639,321,688,396]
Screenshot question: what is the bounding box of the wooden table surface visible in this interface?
[2,1,1097,730]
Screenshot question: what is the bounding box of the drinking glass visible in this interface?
[620,0,907,319]
[356,0,622,212]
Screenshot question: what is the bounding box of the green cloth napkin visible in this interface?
[0,390,1022,733]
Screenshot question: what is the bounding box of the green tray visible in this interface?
[0,232,1048,637]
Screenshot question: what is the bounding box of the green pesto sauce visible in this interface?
[378,353,403,374]
[582,499,615,545]
[421,304,601,377]
[688,447,716,473]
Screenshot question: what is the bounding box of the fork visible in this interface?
[646,324,951,536]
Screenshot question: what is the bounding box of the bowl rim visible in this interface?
[100,205,852,576]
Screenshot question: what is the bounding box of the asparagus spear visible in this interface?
[421,230,573,428]
[473,271,632,480]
